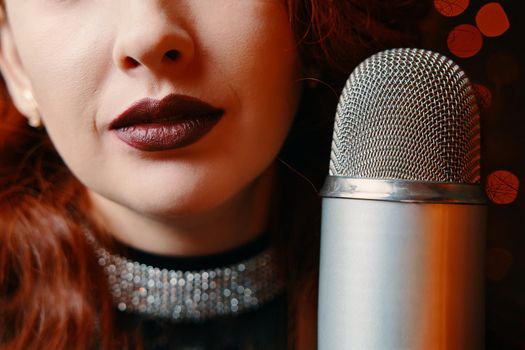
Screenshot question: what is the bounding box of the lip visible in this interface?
[110,94,224,152]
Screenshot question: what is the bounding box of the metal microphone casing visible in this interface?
[318,178,486,349]
[318,48,487,350]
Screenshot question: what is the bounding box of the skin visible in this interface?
[0,1,302,255]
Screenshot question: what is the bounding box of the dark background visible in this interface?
[421,1,524,348]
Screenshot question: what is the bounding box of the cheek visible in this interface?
[208,11,301,141]
[194,2,300,104]
[10,20,112,171]
[30,64,102,181]
[10,9,110,126]
[15,13,100,89]
[237,41,301,162]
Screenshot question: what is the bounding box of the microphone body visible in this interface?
[318,180,486,349]
[317,48,486,349]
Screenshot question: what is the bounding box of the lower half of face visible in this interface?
[64,86,300,218]
[6,1,302,219]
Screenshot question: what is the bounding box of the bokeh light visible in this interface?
[472,83,492,110]
[485,170,520,204]
[447,24,483,58]
[475,3,510,37]
[434,0,470,17]
[486,247,513,281]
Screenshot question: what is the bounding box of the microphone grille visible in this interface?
[329,48,481,183]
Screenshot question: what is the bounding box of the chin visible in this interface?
[84,150,276,225]
[134,189,231,219]
[110,172,247,219]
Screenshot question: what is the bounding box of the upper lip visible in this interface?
[110,94,224,129]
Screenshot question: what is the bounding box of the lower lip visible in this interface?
[112,115,221,152]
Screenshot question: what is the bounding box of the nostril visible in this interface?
[123,57,140,69]
[165,50,180,61]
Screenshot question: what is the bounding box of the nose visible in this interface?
[113,2,194,74]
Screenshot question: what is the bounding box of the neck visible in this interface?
[87,163,276,256]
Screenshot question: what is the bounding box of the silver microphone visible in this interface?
[318,48,487,350]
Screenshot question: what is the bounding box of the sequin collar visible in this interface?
[88,233,284,322]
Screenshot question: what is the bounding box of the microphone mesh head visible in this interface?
[329,48,481,183]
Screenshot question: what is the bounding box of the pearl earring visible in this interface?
[23,90,43,128]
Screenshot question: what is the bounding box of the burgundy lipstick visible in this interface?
[110,94,224,152]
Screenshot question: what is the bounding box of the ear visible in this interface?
[0,7,41,123]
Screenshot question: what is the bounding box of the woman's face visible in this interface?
[0,1,301,217]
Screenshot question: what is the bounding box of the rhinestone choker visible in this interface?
[88,235,285,322]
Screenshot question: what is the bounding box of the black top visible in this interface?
[114,233,289,350]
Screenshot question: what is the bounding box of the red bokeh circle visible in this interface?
[476,2,510,37]
[447,24,483,58]
[485,170,520,204]
[434,0,470,17]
